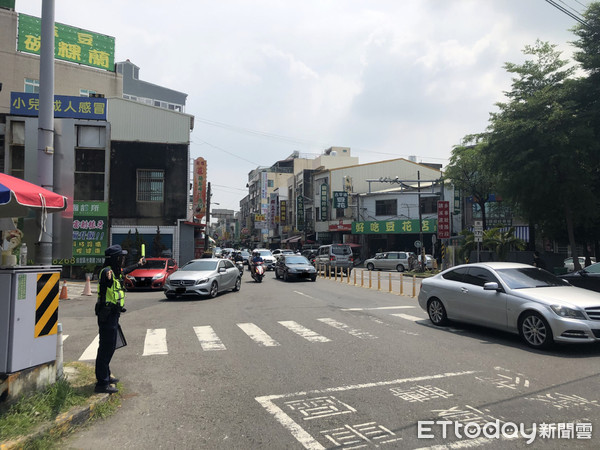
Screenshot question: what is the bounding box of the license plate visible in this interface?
[175,287,186,294]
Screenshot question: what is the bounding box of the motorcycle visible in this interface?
[235,260,244,276]
[250,261,265,283]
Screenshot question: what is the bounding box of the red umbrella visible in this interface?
[0,173,68,218]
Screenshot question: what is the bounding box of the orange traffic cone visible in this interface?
[83,274,92,296]
[59,280,69,300]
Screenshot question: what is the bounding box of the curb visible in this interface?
[0,393,110,449]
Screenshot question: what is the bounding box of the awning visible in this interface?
[282,235,302,243]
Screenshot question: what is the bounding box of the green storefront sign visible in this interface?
[333,191,348,209]
[352,219,437,235]
[18,14,115,71]
[72,201,109,265]
[320,184,328,221]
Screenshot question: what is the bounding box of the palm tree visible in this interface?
[483,226,526,261]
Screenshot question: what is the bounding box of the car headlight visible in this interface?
[550,305,586,319]
[125,275,135,281]
[152,274,164,280]
[195,278,209,285]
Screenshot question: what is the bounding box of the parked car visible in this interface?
[562,262,600,293]
[418,254,435,270]
[364,251,413,272]
[418,262,600,349]
[253,248,276,270]
[124,257,178,290]
[275,255,317,282]
[314,244,353,275]
[564,257,596,272]
[163,258,241,299]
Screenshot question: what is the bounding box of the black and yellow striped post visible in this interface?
[35,272,60,338]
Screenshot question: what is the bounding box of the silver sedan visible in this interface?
[164,258,241,299]
[418,262,600,349]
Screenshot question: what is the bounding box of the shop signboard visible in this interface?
[352,219,437,235]
[71,201,108,265]
[333,191,348,209]
[437,200,450,239]
[320,184,328,221]
[10,92,107,120]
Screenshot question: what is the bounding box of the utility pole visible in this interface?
[418,171,425,272]
[36,0,55,265]
[203,182,211,254]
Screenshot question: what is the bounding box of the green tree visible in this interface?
[443,135,496,230]
[487,40,595,271]
[483,227,526,261]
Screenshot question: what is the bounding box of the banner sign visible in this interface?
[10,92,107,120]
[320,184,328,221]
[333,191,348,209]
[280,200,287,224]
[269,193,278,227]
[352,219,437,235]
[72,201,108,265]
[18,13,115,71]
[297,195,304,231]
[437,201,450,239]
[192,158,207,221]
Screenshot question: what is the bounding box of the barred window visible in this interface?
[137,170,164,202]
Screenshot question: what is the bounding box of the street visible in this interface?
[60,272,600,449]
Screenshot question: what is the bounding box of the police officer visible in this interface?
[95,244,145,394]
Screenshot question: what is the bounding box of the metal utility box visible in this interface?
[0,266,61,374]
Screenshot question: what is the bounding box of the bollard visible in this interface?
[369,270,372,289]
[56,323,64,379]
[347,270,351,284]
[334,266,338,281]
[389,273,392,292]
[412,275,416,297]
[400,273,403,295]
[361,270,364,287]
[353,269,357,286]
[377,272,381,290]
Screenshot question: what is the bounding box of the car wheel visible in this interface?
[283,271,289,282]
[233,277,241,292]
[396,264,405,272]
[275,270,280,279]
[367,263,374,271]
[519,312,553,349]
[310,275,317,282]
[209,281,218,298]
[165,293,176,300]
[427,298,448,326]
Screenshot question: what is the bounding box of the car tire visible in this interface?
[233,277,241,292]
[275,270,280,280]
[427,298,448,326]
[310,275,317,282]
[519,312,554,349]
[283,271,289,282]
[396,264,405,272]
[165,293,176,300]
[209,281,218,298]
[367,263,374,271]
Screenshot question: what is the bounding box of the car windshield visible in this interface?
[143,260,167,269]
[286,256,309,264]
[332,246,351,255]
[496,268,570,289]
[181,260,218,271]
[583,262,600,274]
[259,251,272,257]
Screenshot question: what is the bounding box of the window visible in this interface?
[267,180,274,188]
[464,268,498,287]
[80,89,96,97]
[442,267,468,282]
[421,196,438,214]
[137,170,164,202]
[9,122,25,179]
[24,78,39,93]
[74,126,106,200]
[375,199,397,216]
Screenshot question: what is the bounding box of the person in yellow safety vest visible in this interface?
[94,244,145,394]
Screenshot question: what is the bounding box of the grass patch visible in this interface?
[0,362,121,446]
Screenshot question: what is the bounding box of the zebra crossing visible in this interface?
[64,308,429,360]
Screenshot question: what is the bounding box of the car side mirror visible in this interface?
[219,267,227,273]
[483,282,500,291]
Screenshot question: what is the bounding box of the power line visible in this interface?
[545,0,589,26]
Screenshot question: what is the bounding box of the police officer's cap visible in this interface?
[105,244,128,257]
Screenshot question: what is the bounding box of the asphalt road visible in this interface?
[59,271,600,449]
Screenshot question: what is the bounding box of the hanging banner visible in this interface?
[352,219,437,235]
[437,201,450,239]
[280,200,287,224]
[18,13,115,71]
[320,184,328,221]
[192,158,207,221]
[297,196,304,231]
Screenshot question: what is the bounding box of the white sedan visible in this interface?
[418,262,600,349]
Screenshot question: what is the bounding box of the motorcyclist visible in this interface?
[250,251,263,276]
[233,251,244,263]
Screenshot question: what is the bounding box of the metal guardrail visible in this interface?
[316,263,421,297]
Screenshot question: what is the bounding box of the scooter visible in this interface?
[236,260,244,276]
[251,261,265,283]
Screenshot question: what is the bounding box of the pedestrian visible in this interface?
[94,244,145,394]
[533,251,547,271]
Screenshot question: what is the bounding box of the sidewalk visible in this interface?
[59,279,96,300]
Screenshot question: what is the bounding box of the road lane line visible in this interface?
[342,306,416,311]
[294,291,315,299]
[78,334,99,361]
[390,313,426,322]
[317,318,378,340]
[238,323,280,347]
[62,334,69,341]
[194,325,227,351]
[143,328,168,355]
[278,321,331,343]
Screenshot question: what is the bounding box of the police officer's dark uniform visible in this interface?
[94,244,144,394]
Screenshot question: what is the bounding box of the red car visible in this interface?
[123,257,178,290]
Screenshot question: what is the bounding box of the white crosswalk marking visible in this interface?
[317,318,378,340]
[62,334,69,341]
[194,326,227,351]
[390,313,425,322]
[237,323,280,347]
[79,334,99,361]
[143,328,168,356]
[278,321,331,343]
